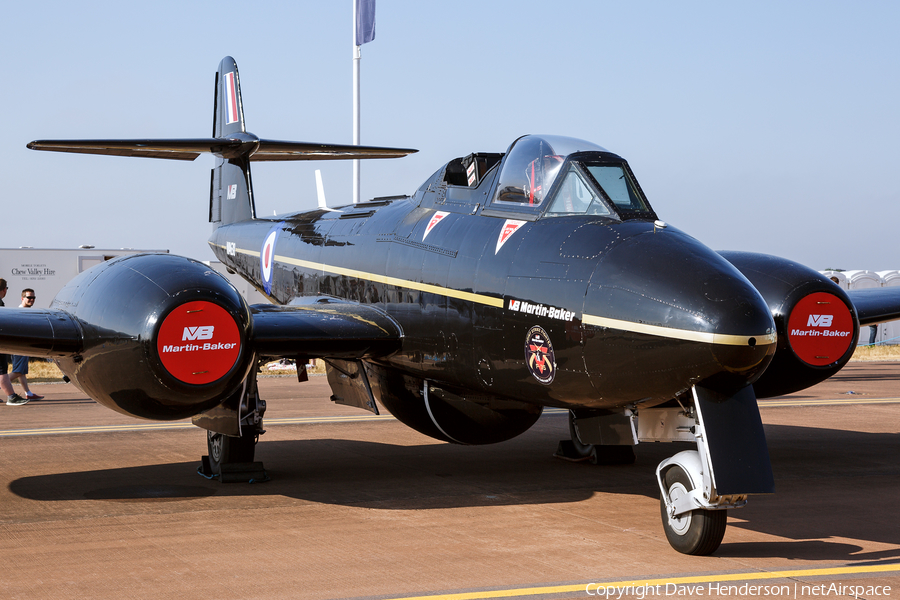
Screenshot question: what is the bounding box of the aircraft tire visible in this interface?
[659,465,726,555]
[207,430,256,473]
[568,412,636,465]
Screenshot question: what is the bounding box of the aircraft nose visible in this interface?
[582,224,776,399]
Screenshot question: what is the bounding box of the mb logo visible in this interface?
[807,314,833,327]
[183,326,215,341]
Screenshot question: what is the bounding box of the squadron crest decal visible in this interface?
[525,326,556,384]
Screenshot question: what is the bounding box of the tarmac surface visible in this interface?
[1,362,899,599]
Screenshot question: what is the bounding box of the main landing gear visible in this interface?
[559,386,773,556]
[196,368,268,483]
[207,428,258,472]
[555,410,635,465]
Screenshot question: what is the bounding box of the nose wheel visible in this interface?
[659,464,726,555]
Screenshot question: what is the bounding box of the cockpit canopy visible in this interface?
[491,135,656,221]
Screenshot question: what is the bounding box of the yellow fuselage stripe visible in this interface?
[212,243,775,347]
[582,314,776,346]
[276,254,505,308]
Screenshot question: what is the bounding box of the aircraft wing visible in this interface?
[0,301,401,361]
[27,139,417,162]
[0,308,83,357]
[249,301,402,359]
[847,287,900,326]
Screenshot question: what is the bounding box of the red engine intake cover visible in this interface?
[157,300,242,384]
[787,291,854,366]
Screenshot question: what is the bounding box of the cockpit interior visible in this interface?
[434,135,657,222]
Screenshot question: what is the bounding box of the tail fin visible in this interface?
[213,56,246,138]
[210,56,254,226]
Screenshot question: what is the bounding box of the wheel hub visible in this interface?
[667,482,692,535]
[208,431,223,463]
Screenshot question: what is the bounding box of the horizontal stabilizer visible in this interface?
[848,287,900,326]
[250,300,402,359]
[27,138,417,162]
[249,139,416,161]
[0,308,83,357]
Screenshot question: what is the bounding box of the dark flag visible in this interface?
[356,0,376,46]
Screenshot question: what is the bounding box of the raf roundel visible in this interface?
[157,300,242,385]
[525,325,556,384]
[261,227,280,294]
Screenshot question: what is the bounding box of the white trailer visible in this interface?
[1,248,168,309]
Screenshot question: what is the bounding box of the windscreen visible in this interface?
[543,160,654,220]
[583,163,654,219]
[545,166,611,216]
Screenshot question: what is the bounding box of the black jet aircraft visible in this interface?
[5,57,900,555]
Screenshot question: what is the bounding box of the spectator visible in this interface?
[0,279,29,405]
[9,289,44,401]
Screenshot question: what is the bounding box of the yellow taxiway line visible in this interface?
[0,409,570,438]
[384,563,900,600]
[2,398,898,438]
[0,415,397,438]
[759,396,900,407]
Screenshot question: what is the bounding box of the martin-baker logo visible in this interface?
[161,324,236,353]
[792,312,848,337]
[807,314,833,327]
[508,298,575,322]
[787,292,854,367]
[157,300,241,384]
[183,326,215,341]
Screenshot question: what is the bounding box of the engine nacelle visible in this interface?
[52,253,254,420]
[366,363,542,445]
[719,252,858,397]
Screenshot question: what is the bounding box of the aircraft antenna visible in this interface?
[316,169,328,209]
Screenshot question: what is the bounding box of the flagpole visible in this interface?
[352,0,361,204]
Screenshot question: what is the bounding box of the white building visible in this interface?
[821,269,898,345]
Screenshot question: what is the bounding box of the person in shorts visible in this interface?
[9,288,43,401]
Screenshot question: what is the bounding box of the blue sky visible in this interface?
[5,1,899,270]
